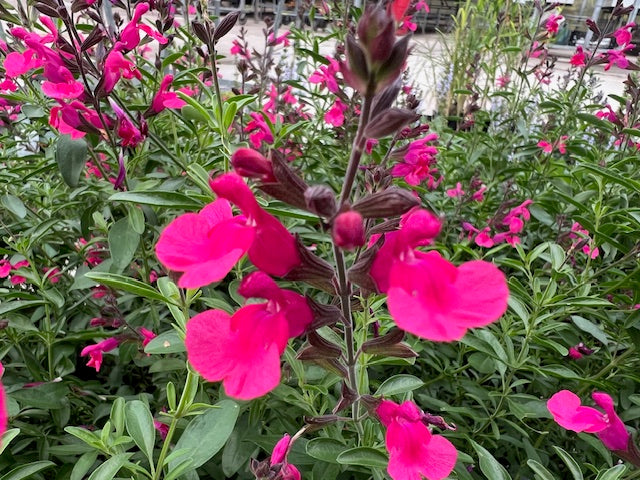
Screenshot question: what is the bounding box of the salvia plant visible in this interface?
[0,0,639,479]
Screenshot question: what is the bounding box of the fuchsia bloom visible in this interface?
[596,104,618,123]
[267,30,290,47]
[545,13,564,35]
[110,100,144,147]
[103,49,142,93]
[325,98,348,127]
[185,272,312,399]
[547,390,629,451]
[245,112,274,148]
[209,173,302,277]
[370,208,508,342]
[150,75,186,113]
[49,101,105,139]
[613,23,635,47]
[537,136,567,154]
[377,400,457,480]
[269,434,301,480]
[139,328,156,347]
[332,211,365,251]
[570,222,599,258]
[604,44,634,71]
[81,337,120,372]
[118,3,167,51]
[309,57,341,94]
[155,198,254,288]
[570,46,587,67]
[496,75,510,88]
[389,0,411,22]
[392,133,441,188]
[4,50,42,77]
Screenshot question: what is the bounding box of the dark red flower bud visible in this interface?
[231,148,276,182]
[304,185,337,218]
[352,187,419,219]
[332,210,365,251]
[364,108,420,139]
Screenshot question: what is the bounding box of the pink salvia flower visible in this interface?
[333,211,366,251]
[267,30,290,47]
[370,208,508,341]
[4,50,42,77]
[245,112,274,148]
[570,46,586,67]
[537,140,553,153]
[325,98,348,127]
[604,44,634,71]
[269,435,301,480]
[103,49,142,93]
[155,198,255,288]
[547,390,630,451]
[209,173,301,277]
[545,13,564,35]
[81,337,120,372]
[139,328,156,347]
[377,400,457,480]
[309,57,341,94]
[392,133,440,187]
[567,347,582,359]
[185,272,312,399]
[151,75,186,113]
[613,23,635,47]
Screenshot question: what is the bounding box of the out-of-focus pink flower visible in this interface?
[139,328,156,347]
[230,39,250,59]
[377,400,457,480]
[392,133,440,188]
[416,1,429,12]
[570,222,599,258]
[397,16,418,35]
[475,228,494,248]
[325,98,348,127]
[613,23,635,47]
[538,136,567,154]
[154,419,169,440]
[545,13,564,35]
[155,198,254,288]
[547,390,629,451]
[0,260,10,278]
[370,208,508,341]
[570,46,586,67]
[567,342,594,360]
[309,57,341,94]
[365,138,379,154]
[150,75,186,113]
[471,185,486,202]
[43,267,62,284]
[245,112,274,148]
[604,44,634,71]
[267,30,290,47]
[496,75,510,88]
[209,173,301,277]
[389,0,410,21]
[81,337,120,372]
[568,347,582,359]
[596,104,618,123]
[185,272,312,399]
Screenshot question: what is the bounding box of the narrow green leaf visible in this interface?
[55,135,87,187]
[108,217,140,273]
[471,440,512,480]
[527,460,557,480]
[553,446,583,480]
[595,464,627,480]
[85,272,178,305]
[145,330,185,354]
[0,461,55,480]
[125,400,156,464]
[87,453,131,480]
[71,452,99,480]
[109,191,201,209]
[0,429,20,456]
[375,375,424,396]
[1,194,27,218]
[336,447,388,468]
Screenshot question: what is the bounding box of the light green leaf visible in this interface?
[0,461,55,480]
[55,135,87,187]
[87,453,131,480]
[109,191,201,209]
[527,460,557,480]
[336,447,388,468]
[85,272,178,305]
[552,446,583,480]
[144,330,185,354]
[471,440,512,480]
[109,217,140,273]
[125,400,156,464]
[306,438,347,464]
[375,375,424,397]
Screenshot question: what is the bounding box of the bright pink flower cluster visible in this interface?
[463,200,532,248]
[325,98,348,127]
[371,208,509,341]
[185,272,312,399]
[603,23,636,71]
[309,57,341,94]
[377,400,457,480]
[155,173,300,288]
[537,136,568,154]
[545,13,564,35]
[392,133,441,188]
[547,390,629,451]
[569,222,599,258]
[570,46,587,67]
[0,259,29,285]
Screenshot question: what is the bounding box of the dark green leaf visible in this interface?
[55,135,88,187]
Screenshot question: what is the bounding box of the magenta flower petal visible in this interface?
[155,199,254,288]
[592,392,630,451]
[547,390,608,433]
[185,310,235,383]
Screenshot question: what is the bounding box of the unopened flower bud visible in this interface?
[352,187,419,219]
[357,5,395,65]
[361,328,418,358]
[213,11,240,43]
[364,108,419,139]
[332,211,365,251]
[343,35,370,94]
[231,148,276,182]
[304,185,337,218]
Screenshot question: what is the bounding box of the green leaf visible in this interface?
[0,461,55,480]
[87,453,131,480]
[10,382,69,410]
[128,206,146,235]
[306,438,347,464]
[145,330,186,354]
[85,272,178,305]
[55,135,88,187]
[108,217,140,273]
[65,426,102,448]
[169,400,239,472]
[109,191,202,209]
[375,374,424,396]
[71,452,99,480]
[527,460,557,480]
[595,464,627,480]
[0,300,45,316]
[336,447,388,468]
[571,315,608,345]
[1,194,27,218]
[0,429,20,456]
[125,400,156,464]
[552,446,583,480]
[471,440,512,480]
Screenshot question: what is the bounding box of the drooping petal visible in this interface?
[592,392,630,451]
[248,211,300,276]
[547,390,608,433]
[185,309,235,382]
